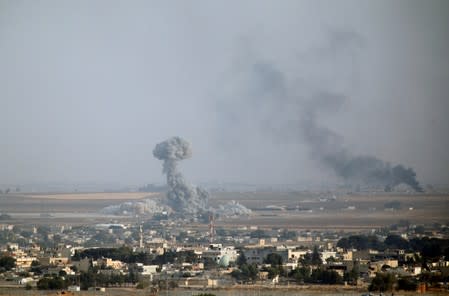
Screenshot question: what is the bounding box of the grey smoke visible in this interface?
[153,137,209,215]
[302,92,422,191]
[100,198,165,216]
[217,200,252,217]
[218,31,423,191]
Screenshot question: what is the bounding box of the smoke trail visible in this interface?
[217,31,423,191]
[153,137,209,215]
[302,93,423,191]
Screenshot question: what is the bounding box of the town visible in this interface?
[1,1,448,295]
[1,214,448,295]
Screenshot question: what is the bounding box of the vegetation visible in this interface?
[368,272,396,292]
[310,268,343,284]
[250,229,267,239]
[336,235,384,250]
[262,253,285,279]
[396,277,418,291]
[384,234,410,249]
[231,263,259,283]
[136,279,151,289]
[0,255,15,271]
[75,267,139,290]
[235,253,247,267]
[37,276,68,290]
[264,253,283,267]
[337,234,449,260]
[343,265,359,284]
[290,266,342,284]
[73,247,198,266]
[297,246,322,266]
[290,267,310,283]
[152,278,178,290]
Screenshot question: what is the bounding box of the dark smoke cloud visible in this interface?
[302,92,423,191]
[153,137,209,215]
[218,30,423,191]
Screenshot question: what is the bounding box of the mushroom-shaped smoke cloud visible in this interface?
[153,137,209,215]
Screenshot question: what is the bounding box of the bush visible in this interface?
[0,256,15,271]
[337,235,384,250]
[37,276,67,290]
[231,263,259,283]
[397,277,418,291]
[369,273,396,292]
[136,280,150,289]
[384,234,410,249]
[310,268,343,284]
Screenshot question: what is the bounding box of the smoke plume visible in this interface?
[302,92,423,191]
[153,137,209,215]
[218,31,423,191]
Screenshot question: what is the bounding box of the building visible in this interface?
[202,244,238,265]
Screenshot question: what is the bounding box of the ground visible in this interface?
[0,191,448,230]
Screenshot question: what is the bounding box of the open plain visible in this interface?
[0,191,448,230]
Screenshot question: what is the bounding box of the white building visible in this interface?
[202,244,238,265]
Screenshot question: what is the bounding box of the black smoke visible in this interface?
[217,31,423,191]
[301,92,422,191]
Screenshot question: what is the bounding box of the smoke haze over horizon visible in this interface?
[1,1,448,187]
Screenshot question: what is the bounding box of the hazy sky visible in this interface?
[1,0,448,187]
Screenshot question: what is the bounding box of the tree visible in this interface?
[37,276,67,290]
[309,268,343,284]
[264,253,283,267]
[203,257,218,270]
[236,252,247,268]
[263,253,284,278]
[30,260,43,275]
[337,235,384,250]
[384,234,410,249]
[290,267,310,283]
[0,255,15,271]
[397,277,418,291]
[231,263,259,283]
[311,246,322,265]
[369,273,396,292]
[444,246,449,260]
[344,265,359,284]
[301,246,322,266]
[250,230,267,239]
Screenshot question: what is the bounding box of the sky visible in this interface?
[0,0,448,188]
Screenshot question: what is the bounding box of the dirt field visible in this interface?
[0,286,447,296]
[212,192,449,230]
[25,192,157,200]
[0,191,448,230]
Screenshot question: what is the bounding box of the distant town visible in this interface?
[1,190,448,295]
